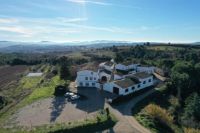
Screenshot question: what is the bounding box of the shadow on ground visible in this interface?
[75,87,118,113]
[50,96,66,122]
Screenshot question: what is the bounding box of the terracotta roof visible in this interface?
[114,78,140,88]
[132,72,152,79]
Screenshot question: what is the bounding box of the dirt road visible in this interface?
[102,88,156,133]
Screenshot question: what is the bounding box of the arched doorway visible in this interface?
[101,76,107,82]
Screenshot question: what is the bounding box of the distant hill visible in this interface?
[0,41,141,53]
[0,42,79,53]
[193,42,200,45]
[0,40,199,53]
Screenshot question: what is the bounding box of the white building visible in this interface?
[115,63,139,71]
[103,72,153,96]
[75,61,155,96]
[99,61,114,72]
[136,66,155,74]
[75,70,99,88]
[98,69,123,82]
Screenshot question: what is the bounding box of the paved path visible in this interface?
[102,88,156,133]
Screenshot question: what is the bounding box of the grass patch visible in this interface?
[0,75,67,126]
[20,77,42,89]
[0,77,42,120]
[19,76,67,107]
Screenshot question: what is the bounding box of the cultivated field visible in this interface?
[0,65,28,89]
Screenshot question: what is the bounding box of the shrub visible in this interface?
[181,93,200,128]
[0,96,7,109]
[168,96,180,115]
[144,104,174,126]
[54,85,67,96]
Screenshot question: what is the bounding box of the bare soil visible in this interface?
[0,65,28,90]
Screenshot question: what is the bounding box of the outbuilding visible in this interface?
[103,72,153,96]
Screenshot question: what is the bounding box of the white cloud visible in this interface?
[66,0,141,9]
[0,26,32,35]
[0,17,136,41]
[58,17,88,23]
[73,24,134,33]
[66,0,112,6]
[0,18,18,23]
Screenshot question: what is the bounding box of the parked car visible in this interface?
[64,92,74,98]
[70,94,80,100]
[107,98,112,103]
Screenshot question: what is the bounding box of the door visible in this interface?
[113,87,119,95]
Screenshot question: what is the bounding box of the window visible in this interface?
[86,83,89,86]
[79,82,83,86]
[132,86,135,90]
[143,81,146,84]
[92,83,95,86]
[91,72,93,75]
[94,77,96,80]
[149,79,151,82]
[90,77,93,80]
[137,84,140,88]
[85,77,88,80]
[125,89,128,92]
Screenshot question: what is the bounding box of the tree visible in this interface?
[10,58,27,65]
[112,45,118,52]
[171,72,189,102]
[182,93,200,128]
[171,61,200,101]
[115,52,123,63]
[59,56,70,80]
[194,63,200,93]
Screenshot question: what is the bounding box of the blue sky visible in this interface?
[0,0,199,42]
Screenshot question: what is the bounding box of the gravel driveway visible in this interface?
[8,86,112,127]
[9,97,97,127]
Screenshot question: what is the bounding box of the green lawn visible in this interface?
[20,77,42,89]
[19,75,67,107]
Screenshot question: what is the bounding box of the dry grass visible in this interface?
[144,104,174,126]
[184,127,200,133]
[168,96,180,107]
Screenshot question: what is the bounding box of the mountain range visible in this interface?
[0,40,199,53]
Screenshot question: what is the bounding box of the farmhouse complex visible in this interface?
[75,60,155,96]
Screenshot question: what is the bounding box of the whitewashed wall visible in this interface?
[137,66,155,74]
[75,70,99,87]
[115,64,127,71]
[103,76,154,96]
